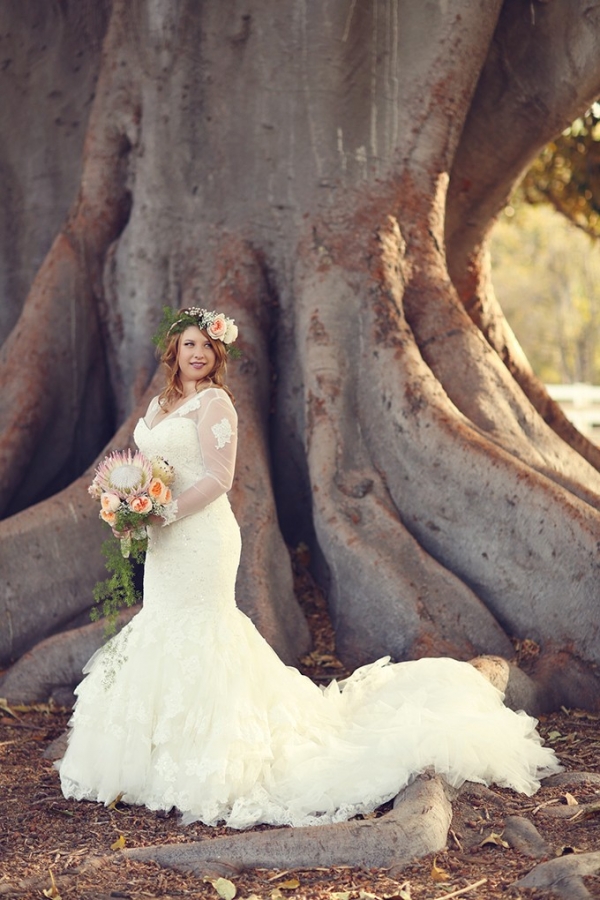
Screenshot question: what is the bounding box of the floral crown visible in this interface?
[152,306,239,355]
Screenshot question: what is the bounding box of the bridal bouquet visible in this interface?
[89,449,175,556]
[89,450,176,631]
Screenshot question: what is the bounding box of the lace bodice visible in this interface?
[134,387,237,521]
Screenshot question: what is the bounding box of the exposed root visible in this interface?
[359,215,600,709]
[514,850,600,899]
[0,608,138,705]
[467,655,542,715]
[545,772,600,788]
[124,774,452,874]
[208,238,311,663]
[0,1,138,516]
[503,815,552,859]
[295,262,512,668]
[0,375,160,667]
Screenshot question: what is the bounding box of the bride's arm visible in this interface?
[168,391,238,521]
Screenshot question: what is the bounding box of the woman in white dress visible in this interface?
[57,307,561,830]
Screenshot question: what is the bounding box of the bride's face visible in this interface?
[177,326,217,384]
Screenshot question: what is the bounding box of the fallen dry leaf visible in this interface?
[479,832,509,849]
[110,834,126,851]
[204,876,237,900]
[384,883,411,900]
[42,869,61,900]
[0,699,19,720]
[430,859,450,882]
[107,792,124,810]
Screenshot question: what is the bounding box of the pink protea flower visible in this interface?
[93,450,153,499]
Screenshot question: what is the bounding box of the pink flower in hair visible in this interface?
[207,314,227,340]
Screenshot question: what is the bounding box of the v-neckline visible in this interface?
[145,389,212,431]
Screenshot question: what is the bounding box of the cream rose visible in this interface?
[128,495,153,515]
[101,491,121,512]
[151,456,175,486]
[100,509,117,525]
[207,314,227,340]
[88,481,103,500]
[224,321,238,344]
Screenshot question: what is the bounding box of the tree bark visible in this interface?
[2,0,600,708]
[0,0,111,343]
[124,774,453,873]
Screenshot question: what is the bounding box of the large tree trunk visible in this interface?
[2,0,600,709]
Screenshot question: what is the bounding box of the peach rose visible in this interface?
[100,509,117,525]
[101,491,121,512]
[207,314,227,340]
[127,495,153,515]
[148,478,172,504]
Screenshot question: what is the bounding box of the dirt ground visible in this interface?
[2,556,600,899]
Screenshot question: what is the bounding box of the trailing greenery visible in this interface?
[91,537,147,636]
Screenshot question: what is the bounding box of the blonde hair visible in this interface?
[157,327,234,410]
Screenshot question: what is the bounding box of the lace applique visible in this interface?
[160,500,178,526]
[98,625,131,690]
[171,387,221,418]
[211,417,233,449]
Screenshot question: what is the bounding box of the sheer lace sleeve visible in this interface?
[171,390,237,521]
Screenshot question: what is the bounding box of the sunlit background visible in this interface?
[491,104,600,442]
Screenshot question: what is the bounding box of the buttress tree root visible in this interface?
[123,774,452,875]
[2,1,600,711]
[514,851,600,900]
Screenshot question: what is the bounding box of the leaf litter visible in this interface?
[3,704,600,899]
[3,570,600,899]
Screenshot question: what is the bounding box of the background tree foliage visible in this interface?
[492,103,600,385]
[491,202,600,384]
[521,103,600,239]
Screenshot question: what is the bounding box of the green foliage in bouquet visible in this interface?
[91,537,147,636]
[88,448,176,637]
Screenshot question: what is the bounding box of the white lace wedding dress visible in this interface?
[57,387,561,829]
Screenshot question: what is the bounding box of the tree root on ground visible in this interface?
[545,771,600,788]
[513,850,600,900]
[503,815,552,859]
[0,608,138,706]
[124,774,452,875]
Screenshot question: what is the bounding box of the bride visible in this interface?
[57,306,561,830]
